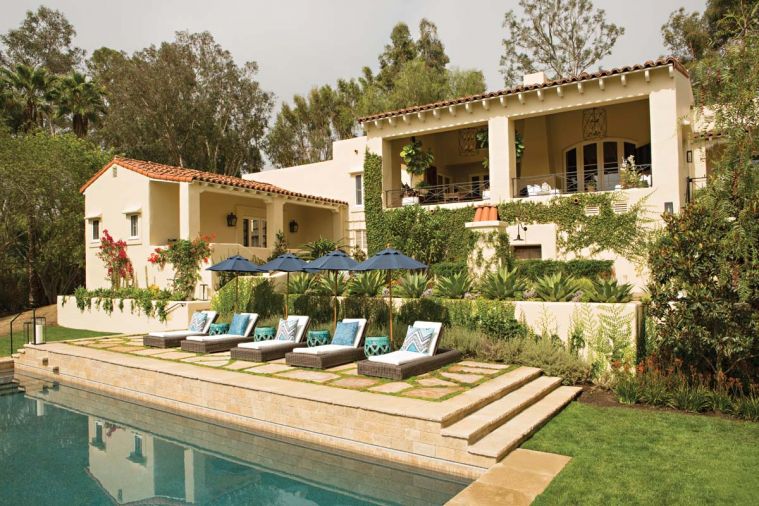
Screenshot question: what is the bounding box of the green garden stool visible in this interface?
[254,326,276,342]
[307,330,330,347]
[209,323,229,336]
[364,336,391,357]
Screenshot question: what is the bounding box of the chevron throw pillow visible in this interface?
[275,318,298,341]
[400,326,434,354]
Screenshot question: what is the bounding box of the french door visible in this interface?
[565,140,637,192]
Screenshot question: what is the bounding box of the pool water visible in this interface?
[0,375,469,505]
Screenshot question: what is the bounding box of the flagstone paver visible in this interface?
[156,351,197,360]
[109,346,145,353]
[325,363,359,372]
[369,382,414,394]
[417,377,458,387]
[449,366,499,375]
[133,348,176,356]
[440,372,485,384]
[277,370,339,383]
[459,360,509,370]
[196,360,230,368]
[246,363,293,374]
[340,365,359,375]
[181,356,210,363]
[90,342,119,348]
[225,361,258,370]
[403,387,462,400]
[330,377,379,389]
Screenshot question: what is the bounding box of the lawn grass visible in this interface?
[524,402,759,505]
[0,326,113,356]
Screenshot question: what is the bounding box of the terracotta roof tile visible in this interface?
[80,157,347,206]
[358,57,688,123]
[474,205,499,222]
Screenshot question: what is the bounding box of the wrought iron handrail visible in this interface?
[513,164,652,197]
[686,176,708,203]
[385,180,489,208]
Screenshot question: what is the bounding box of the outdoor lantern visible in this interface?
[513,223,527,241]
[226,212,237,227]
[289,220,299,233]
[664,202,674,214]
[686,150,693,163]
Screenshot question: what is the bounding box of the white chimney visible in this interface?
[523,71,547,86]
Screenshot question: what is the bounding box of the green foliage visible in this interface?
[313,272,348,297]
[341,296,389,324]
[347,271,385,297]
[495,334,592,385]
[514,259,613,281]
[210,276,260,321]
[434,271,473,299]
[289,294,334,325]
[588,279,633,303]
[267,230,288,261]
[363,151,388,254]
[399,139,434,176]
[287,273,316,295]
[395,272,430,298]
[440,299,528,341]
[533,273,583,302]
[428,261,467,279]
[72,286,177,322]
[479,267,526,300]
[249,279,284,319]
[301,237,344,260]
[148,236,212,300]
[396,298,450,328]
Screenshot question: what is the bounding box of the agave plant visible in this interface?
[395,272,430,298]
[288,273,316,295]
[347,271,385,297]
[434,271,473,299]
[588,278,633,303]
[313,271,349,296]
[301,237,345,261]
[533,273,583,302]
[479,267,527,300]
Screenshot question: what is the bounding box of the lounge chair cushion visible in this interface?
[276,318,298,341]
[367,350,425,366]
[238,340,290,350]
[400,326,434,354]
[331,321,359,346]
[292,344,351,355]
[186,333,241,342]
[188,312,208,332]
[229,313,250,336]
[148,330,205,339]
[412,321,444,356]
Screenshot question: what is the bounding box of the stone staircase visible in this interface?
[440,367,581,464]
[0,356,21,396]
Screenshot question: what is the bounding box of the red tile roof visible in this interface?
[80,157,347,206]
[358,57,688,123]
[473,205,499,222]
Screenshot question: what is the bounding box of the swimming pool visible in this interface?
[0,374,469,505]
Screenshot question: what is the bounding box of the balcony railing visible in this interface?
[512,165,652,198]
[385,181,489,208]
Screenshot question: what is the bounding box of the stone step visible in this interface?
[467,386,582,461]
[442,376,563,444]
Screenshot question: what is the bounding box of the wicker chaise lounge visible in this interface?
[142,310,218,348]
[285,318,367,369]
[357,321,461,380]
[180,313,258,353]
[230,315,310,362]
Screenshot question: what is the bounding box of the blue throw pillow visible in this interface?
[276,319,298,341]
[229,314,250,336]
[188,312,207,332]
[400,327,434,354]
[331,321,359,346]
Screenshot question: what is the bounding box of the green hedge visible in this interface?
[428,261,468,279]
[514,259,614,281]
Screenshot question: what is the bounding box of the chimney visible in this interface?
[523,71,547,86]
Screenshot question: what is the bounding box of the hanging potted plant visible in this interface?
[400,139,434,205]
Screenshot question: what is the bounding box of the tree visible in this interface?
[416,18,450,72]
[0,6,84,74]
[499,0,624,86]
[92,31,273,175]
[0,63,58,133]
[377,23,418,90]
[56,71,106,137]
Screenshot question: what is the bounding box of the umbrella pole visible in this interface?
[388,270,393,345]
[333,273,338,330]
[285,271,289,319]
[235,274,239,314]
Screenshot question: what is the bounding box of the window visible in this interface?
[244,218,267,248]
[565,149,578,193]
[129,215,139,238]
[355,175,363,206]
[91,219,100,241]
[513,245,542,260]
[583,143,598,191]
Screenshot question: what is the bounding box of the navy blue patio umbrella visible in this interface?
[353,248,427,339]
[259,253,309,318]
[207,255,264,312]
[305,250,359,327]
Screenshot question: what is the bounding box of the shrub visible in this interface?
[396,298,450,328]
[148,235,212,299]
[434,271,473,299]
[494,334,592,385]
[288,273,316,295]
[211,276,260,320]
[72,286,176,322]
[395,272,430,298]
[302,237,345,260]
[342,296,389,324]
[428,261,467,279]
[479,267,526,300]
[668,380,712,413]
[733,392,759,422]
[249,279,283,318]
[515,259,613,281]
[533,273,583,302]
[96,229,134,289]
[347,271,385,297]
[290,294,334,324]
[613,374,640,404]
[588,278,633,303]
[313,272,348,296]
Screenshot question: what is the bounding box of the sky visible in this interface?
[2,0,706,108]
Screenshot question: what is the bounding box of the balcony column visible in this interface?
[184,448,206,504]
[179,182,200,240]
[487,116,516,202]
[266,198,285,250]
[649,88,684,210]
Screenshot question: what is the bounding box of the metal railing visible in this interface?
[512,165,652,198]
[385,180,489,208]
[686,176,707,203]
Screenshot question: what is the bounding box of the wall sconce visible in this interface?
[686,150,693,163]
[289,219,299,233]
[513,222,528,241]
[226,212,237,227]
[664,202,674,214]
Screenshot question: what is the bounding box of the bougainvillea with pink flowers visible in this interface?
[149,235,213,299]
[96,230,134,289]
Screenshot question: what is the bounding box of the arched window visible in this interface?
[564,139,649,192]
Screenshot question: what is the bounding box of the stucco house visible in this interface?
[81,57,719,295]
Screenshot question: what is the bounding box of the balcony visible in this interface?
[513,164,652,198]
[385,180,489,208]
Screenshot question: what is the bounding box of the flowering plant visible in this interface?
[149,235,213,299]
[96,229,134,289]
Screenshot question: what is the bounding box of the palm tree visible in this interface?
[0,64,58,132]
[56,71,106,137]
